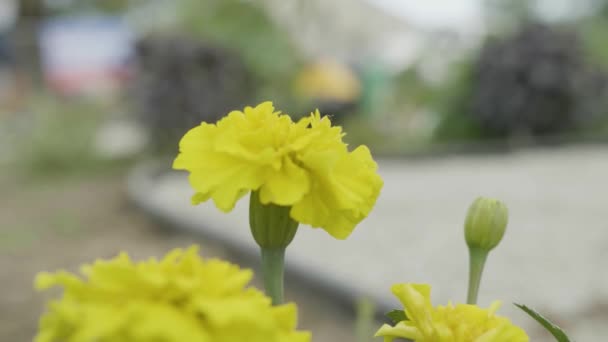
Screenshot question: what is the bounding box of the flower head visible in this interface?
[376,283,529,342]
[465,197,509,252]
[35,246,310,342]
[173,101,383,239]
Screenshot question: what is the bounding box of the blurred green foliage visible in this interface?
[579,2,608,69]
[0,229,38,252]
[579,20,608,67]
[483,0,535,33]
[577,10,608,134]
[44,0,131,15]
[11,96,128,179]
[431,62,483,143]
[177,0,301,106]
[51,211,86,237]
[341,116,402,154]
[390,68,435,110]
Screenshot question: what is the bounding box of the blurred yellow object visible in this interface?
[35,245,311,342]
[294,60,361,103]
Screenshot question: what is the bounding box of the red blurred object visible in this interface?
[39,16,134,97]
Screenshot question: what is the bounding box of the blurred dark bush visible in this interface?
[435,23,608,141]
[131,35,252,152]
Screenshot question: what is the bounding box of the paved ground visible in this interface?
[0,173,356,342]
[130,144,608,341]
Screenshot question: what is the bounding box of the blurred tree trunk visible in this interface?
[14,0,46,83]
[19,0,45,17]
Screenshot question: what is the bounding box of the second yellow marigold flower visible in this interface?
[173,101,383,239]
[35,246,310,342]
[376,283,529,342]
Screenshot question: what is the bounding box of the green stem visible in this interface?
[355,297,375,342]
[261,248,285,305]
[467,248,488,305]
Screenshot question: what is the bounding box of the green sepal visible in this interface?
[249,191,298,249]
[385,310,407,324]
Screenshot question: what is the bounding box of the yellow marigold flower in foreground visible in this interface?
[376,283,529,342]
[173,101,383,239]
[35,246,310,342]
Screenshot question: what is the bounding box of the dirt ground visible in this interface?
[0,171,358,342]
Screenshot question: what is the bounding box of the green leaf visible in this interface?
[385,310,407,324]
[514,303,571,342]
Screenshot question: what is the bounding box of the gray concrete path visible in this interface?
[128,145,608,341]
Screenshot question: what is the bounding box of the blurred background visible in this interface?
[2,0,608,341]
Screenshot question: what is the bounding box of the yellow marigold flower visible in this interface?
[34,246,310,342]
[173,101,383,239]
[375,283,529,342]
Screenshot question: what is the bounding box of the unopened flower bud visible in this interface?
[464,197,508,252]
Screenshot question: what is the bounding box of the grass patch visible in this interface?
[8,94,135,182]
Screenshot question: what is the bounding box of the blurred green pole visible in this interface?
[359,62,389,119]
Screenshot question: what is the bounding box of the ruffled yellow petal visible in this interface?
[291,145,382,238]
[259,156,310,206]
[174,102,299,212]
[173,102,383,239]
[35,246,310,342]
[375,321,421,341]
